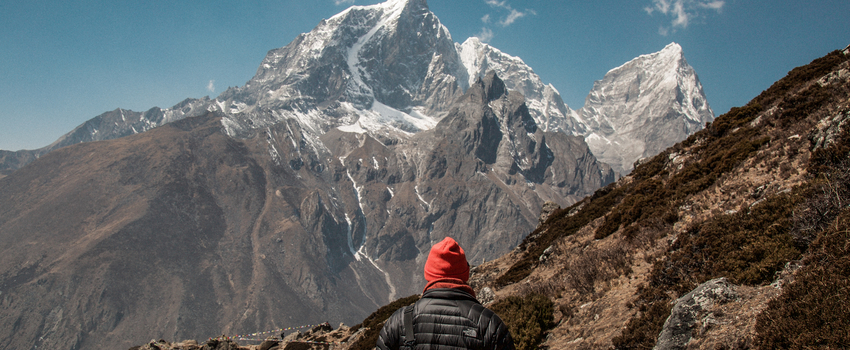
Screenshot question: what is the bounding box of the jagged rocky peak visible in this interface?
[213,0,465,140]
[463,70,509,103]
[580,42,714,174]
[458,37,543,103]
[482,70,508,101]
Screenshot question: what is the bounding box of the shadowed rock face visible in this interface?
[0,72,612,350]
[0,115,373,350]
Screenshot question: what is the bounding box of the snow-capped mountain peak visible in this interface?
[456,37,586,135]
[580,42,714,174]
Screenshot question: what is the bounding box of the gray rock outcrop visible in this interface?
[655,278,739,350]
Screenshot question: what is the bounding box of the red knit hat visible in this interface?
[424,237,469,282]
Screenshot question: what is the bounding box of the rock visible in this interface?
[478,287,496,306]
[538,201,561,227]
[654,277,739,350]
[810,109,850,150]
[259,339,280,350]
[539,245,555,263]
[201,338,242,350]
[282,330,302,343]
[310,322,333,334]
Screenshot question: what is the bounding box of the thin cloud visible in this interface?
[645,0,725,34]
[671,1,688,28]
[475,27,494,43]
[207,80,216,93]
[500,9,526,26]
[483,0,534,27]
[485,0,509,9]
[699,1,725,11]
[334,0,354,5]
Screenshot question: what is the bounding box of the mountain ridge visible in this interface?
[193,42,850,350]
[0,0,711,180]
[0,68,612,349]
[0,1,717,349]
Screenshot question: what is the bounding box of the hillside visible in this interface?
[454,45,850,349]
[137,44,850,350]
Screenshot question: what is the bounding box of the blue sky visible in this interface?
[1,0,847,151]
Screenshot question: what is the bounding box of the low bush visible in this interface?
[755,209,850,349]
[496,183,627,286]
[611,286,673,350]
[490,294,554,350]
[751,50,849,109]
[755,134,850,349]
[562,243,632,295]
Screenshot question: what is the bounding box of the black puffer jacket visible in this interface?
[376,288,515,350]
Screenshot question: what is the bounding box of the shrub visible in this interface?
[490,294,554,350]
[756,135,850,349]
[755,210,850,349]
[794,143,850,248]
[708,104,763,138]
[496,183,627,286]
[751,50,849,109]
[562,243,632,295]
[611,287,673,350]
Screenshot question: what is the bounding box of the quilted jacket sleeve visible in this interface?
[376,307,405,350]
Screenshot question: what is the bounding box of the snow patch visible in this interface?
[344,213,361,261]
[347,170,365,214]
[414,185,432,211]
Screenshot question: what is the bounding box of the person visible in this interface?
[376,237,515,350]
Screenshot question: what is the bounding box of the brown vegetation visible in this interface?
[490,294,554,350]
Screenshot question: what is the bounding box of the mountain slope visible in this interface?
[0,114,385,350]
[462,45,850,349]
[0,69,613,350]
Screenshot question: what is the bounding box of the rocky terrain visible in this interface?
[132,44,850,350]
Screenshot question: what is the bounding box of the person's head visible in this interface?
[424,237,469,283]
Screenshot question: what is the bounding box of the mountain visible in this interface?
[579,42,715,174]
[457,37,586,136]
[0,98,214,178]
[0,72,611,349]
[0,64,611,350]
[0,1,717,349]
[0,14,711,180]
[249,44,850,350]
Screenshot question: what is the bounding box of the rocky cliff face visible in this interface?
[0,69,612,349]
[457,37,586,136]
